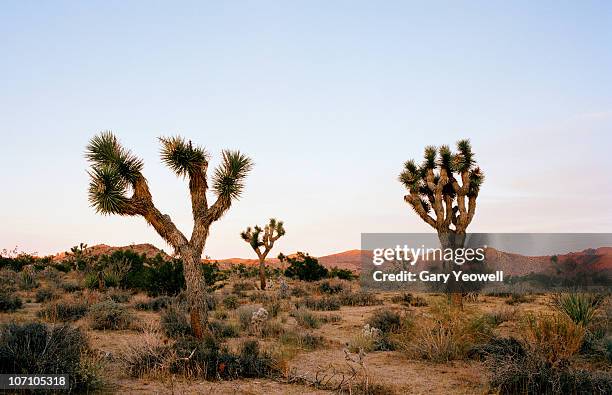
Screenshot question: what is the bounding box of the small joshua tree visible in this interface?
[399,139,484,305]
[240,219,285,290]
[86,132,252,338]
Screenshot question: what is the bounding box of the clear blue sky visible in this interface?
[1,1,611,258]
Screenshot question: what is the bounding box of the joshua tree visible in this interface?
[86,132,252,338]
[240,219,285,290]
[399,139,484,305]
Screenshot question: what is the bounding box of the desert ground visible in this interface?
[0,246,610,394]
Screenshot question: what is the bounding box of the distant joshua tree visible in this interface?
[86,132,252,338]
[240,219,286,290]
[399,139,484,305]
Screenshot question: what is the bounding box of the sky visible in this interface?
[1,1,611,259]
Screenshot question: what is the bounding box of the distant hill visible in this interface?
[53,243,172,261]
[51,243,612,277]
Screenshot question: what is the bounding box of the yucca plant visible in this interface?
[240,218,285,290]
[399,139,484,307]
[552,293,605,328]
[86,132,252,338]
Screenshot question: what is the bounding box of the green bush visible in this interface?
[0,292,23,312]
[553,293,605,327]
[0,322,100,391]
[89,301,135,330]
[328,267,356,280]
[280,252,328,282]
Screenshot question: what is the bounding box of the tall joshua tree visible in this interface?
[399,139,483,245]
[240,219,285,290]
[399,139,484,304]
[86,132,252,338]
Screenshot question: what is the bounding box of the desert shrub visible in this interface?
[319,313,342,324]
[161,305,192,338]
[135,295,173,311]
[302,296,341,311]
[400,309,493,362]
[223,295,239,310]
[119,332,172,378]
[290,285,308,297]
[233,281,256,293]
[61,281,83,293]
[235,340,278,378]
[261,320,285,337]
[391,292,427,307]
[522,313,585,363]
[38,299,88,321]
[485,307,517,326]
[0,269,19,293]
[35,287,58,303]
[480,336,612,394]
[209,320,240,338]
[213,310,229,320]
[367,309,401,334]
[348,324,386,353]
[84,273,99,289]
[264,299,281,317]
[292,307,321,329]
[0,292,23,312]
[553,293,605,327]
[319,280,345,294]
[201,261,227,286]
[338,291,382,307]
[107,288,131,303]
[89,301,135,330]
[328,267,356,280]
[19,270,38,290]
[171,336,279,379]
[280,330,324,350]
[237,305,259,330]
[0,322,100,391]
[281,252,328,282]
[506,293,532,305]
[205,293,218,311]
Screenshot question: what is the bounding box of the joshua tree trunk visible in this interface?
[438,231,466,309]
[259,257,266,290]
[181,249,207,338]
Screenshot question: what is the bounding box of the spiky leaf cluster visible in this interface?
[212,150,253,200]
[398,138,483,217]
[241,226,264,249]
[159,136,208,178]
[86,132,144,214]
